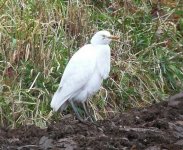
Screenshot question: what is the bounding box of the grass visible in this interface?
[0,0,183,128]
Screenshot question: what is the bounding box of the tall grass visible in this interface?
[0,0,183,128]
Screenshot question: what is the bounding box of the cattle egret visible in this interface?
[51,30,119,121]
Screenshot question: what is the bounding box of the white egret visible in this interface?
[51,30,119,121]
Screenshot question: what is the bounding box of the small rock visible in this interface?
[39,136,53,150]
[176,121,183,126]
[57,137,78,150]
[8,138,19,143]
[168,100,181,107]
[168,92,183,107]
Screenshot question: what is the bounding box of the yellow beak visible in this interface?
[109,35,120,40]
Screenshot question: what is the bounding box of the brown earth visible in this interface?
[1,92,183,150]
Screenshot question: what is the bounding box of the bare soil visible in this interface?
[1,92,183,150]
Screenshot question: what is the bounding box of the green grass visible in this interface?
[0,0,183,128]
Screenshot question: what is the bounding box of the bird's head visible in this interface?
[90,30,119,45]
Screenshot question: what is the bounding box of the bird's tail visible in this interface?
[50,88,70,112]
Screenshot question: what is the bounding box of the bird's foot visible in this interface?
[76,117,99,126]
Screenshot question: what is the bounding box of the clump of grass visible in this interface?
[0,0,183,127]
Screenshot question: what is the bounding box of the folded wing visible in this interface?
[51,44,97,111]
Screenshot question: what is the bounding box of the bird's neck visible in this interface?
[90,44,110,51]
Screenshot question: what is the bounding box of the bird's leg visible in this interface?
[82,102,96,122]
[68,100,95,125]
[68,100,84,122]
[82,102,92,121]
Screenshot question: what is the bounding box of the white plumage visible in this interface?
[51,30,119,120]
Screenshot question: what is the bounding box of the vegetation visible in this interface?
[0,0,183,128]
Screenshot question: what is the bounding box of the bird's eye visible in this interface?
[102,35,105,39]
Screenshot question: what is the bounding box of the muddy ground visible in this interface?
[1,92,183,150]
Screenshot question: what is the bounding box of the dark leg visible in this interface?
[68,99,84,122]
[82,102,96,122]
